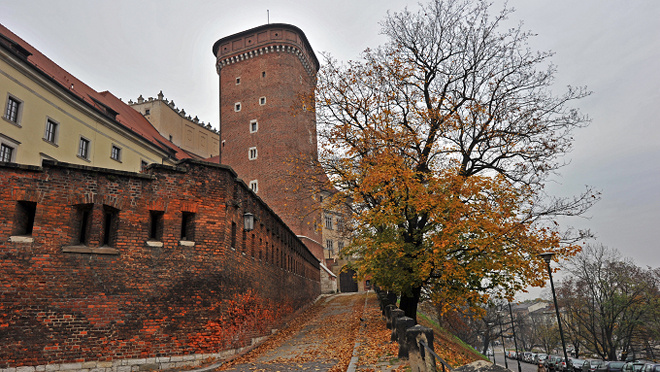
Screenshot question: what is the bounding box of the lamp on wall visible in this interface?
[243,212,254,231]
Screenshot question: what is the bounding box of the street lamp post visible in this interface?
[508,302,523,372]
[497,310,509,369]
[540,252,572,372]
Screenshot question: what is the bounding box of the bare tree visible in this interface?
[557,245,657,360]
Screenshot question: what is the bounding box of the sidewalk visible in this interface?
[204,292,405,372]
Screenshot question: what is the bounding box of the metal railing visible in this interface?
[419,340,455,372]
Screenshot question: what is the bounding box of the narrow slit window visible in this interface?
[102,206,119,247]
[180,212,195,241]
[236,77,241,85]
[14,201,37,236]
[149,211,164,240]
[234,102,241,112]
[231,221,237,248]
[259,97,266,106]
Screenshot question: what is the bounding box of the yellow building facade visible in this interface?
[0,24,188,171]
[129,92,219,160]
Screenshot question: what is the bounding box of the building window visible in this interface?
[149,211,164,241]
[326,239,333,252]
[140,160,148,171]
[234,102,241,112]
[145,109,150,115]
[338,241,344,252]
[262,71,266,78]
[180,212,195,241]
[250,119,258,133]
[78,137,91,160]
[4,95,22,125]
[259,97,266,106]
[169,135,173,142]
[325,214,333,229]
[13,201,37,236]
[44,119,59,144]
[248,147,257,160]
[110,145,121,162]
[0,143,14,162]
[249,180,258,193]
[236,77,241,85]
[337,217,343,231]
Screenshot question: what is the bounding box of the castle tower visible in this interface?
[213,24,323,259]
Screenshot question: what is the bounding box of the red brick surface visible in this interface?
[0,159,320,367]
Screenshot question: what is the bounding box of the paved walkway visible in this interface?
[217,293,365,372]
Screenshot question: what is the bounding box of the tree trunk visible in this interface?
[399,285,422,322]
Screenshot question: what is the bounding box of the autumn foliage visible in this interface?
[312,0,598,319]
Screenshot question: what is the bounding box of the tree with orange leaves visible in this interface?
[313,0,598,320]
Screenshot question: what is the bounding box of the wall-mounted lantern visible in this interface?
[244,212,254,231]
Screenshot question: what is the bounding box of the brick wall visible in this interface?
[0,159,320,367]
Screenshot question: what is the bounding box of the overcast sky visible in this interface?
[2,0,659,299]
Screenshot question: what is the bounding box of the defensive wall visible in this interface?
[0,158,320,368]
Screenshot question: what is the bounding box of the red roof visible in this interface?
[0,23,190,160]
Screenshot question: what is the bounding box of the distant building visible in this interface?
[129,92,219,159]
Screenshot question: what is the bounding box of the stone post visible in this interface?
[385,304,396,327]
[396,316,416,358]
[406,325,436,372]
[390,309,405,341]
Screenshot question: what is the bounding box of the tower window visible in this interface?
[249,180,258,193]
[145,109,150,115]
[231,221,237,249]
[250,119,258,133]
[262,71,266,78]
[236,77,241,85]
[248,147,257,160]
[234,102,241,112]
[259,97,266,106]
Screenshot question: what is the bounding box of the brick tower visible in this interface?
[213,24,323,259]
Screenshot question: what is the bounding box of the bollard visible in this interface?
[396,316,416,358]
[385,304,396,327]
[406,325,436,372]
[390,309,405,341]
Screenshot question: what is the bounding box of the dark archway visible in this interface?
[339,267,358,292]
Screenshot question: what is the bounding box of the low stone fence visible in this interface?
[375,288,454,372]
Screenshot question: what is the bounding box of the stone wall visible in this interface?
[0,159,320,368]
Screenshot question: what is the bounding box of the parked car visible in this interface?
[570,358,587,372]
[596,361,626,372]
[584,360,606,372]
[536,354,549,365]
[641,364,660,372]
[546,355,564,372]
[523,352,534,363]
[623,361,648,372]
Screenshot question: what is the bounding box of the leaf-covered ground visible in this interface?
[216,293,365,372]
